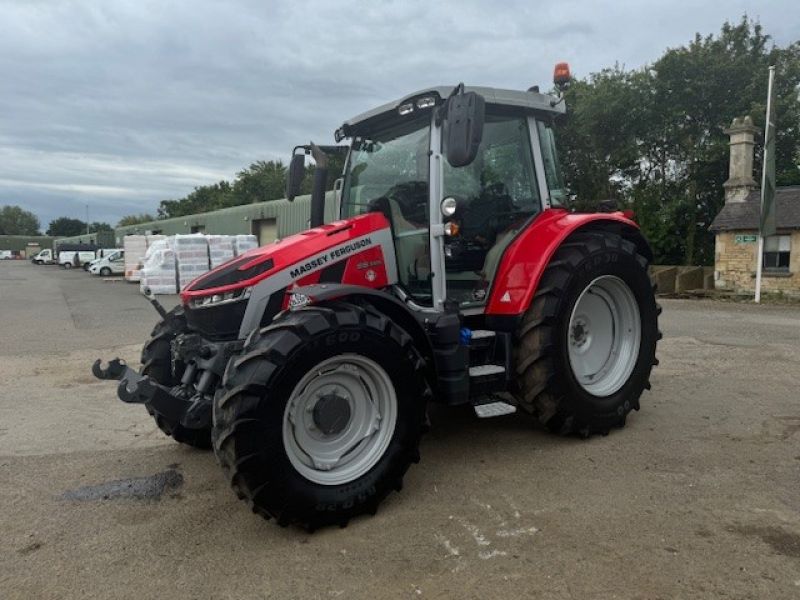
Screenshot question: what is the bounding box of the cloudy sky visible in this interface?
[1,0,796,229]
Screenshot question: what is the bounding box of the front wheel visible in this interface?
[514,231,660,436]
[141,306,211,449]
[213,302,430,530]
[99,267,112,277]
[62,263,71,269]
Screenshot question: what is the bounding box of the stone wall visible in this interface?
[714,230,800,296]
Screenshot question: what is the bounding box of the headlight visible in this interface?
[441,196,458,217]
[189,286,252,309]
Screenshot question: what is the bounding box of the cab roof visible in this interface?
[337,85,565,140]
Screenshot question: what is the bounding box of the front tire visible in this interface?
[213,301,430,530]
[99,267,112,277]
[141,306,211,449]
[514,231,660,436]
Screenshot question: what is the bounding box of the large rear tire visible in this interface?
[141,306,211,449]
[213,301,430,530]
[514,231,660,436]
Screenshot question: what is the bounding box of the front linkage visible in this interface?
[92,357,192,425]
[92,291,242,441]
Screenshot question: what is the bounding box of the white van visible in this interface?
[32,249,55,264]
[89,250,125,276]
[59,250,97,269]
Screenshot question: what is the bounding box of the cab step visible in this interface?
[468,363,507,398]
[472,398,517,418]
[468,364,505,377]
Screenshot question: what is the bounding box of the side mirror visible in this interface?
[286,152,306,201]
[444,90,485,168]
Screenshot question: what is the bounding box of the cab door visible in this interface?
[440,111,542,307]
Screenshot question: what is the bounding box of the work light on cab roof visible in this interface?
[553,61,571,90]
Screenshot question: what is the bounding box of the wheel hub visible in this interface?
[567,275,641,397]
[571,317,590,347]
[312,391,352,435]
[283,354,398,485]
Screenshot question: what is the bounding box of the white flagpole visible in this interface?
[754,235,764,303]
[755,65,775,304]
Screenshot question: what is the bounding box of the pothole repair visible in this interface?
[60,468,183,501]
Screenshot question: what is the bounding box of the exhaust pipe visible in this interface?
[309,143,328,228]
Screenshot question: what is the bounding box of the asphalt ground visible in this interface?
[1,259,799,599]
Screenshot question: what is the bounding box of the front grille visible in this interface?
[185,299,248,340]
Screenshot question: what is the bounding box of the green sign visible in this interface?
[735,234,758,244]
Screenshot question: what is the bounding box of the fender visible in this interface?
[485,208,649,319]
[287,283,435,365]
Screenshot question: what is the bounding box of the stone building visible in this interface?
[709,116,800,297]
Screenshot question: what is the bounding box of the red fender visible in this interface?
[485,208,642,316]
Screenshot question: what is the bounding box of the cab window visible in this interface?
[441,112,540,305]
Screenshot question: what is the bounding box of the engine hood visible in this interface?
[180,212,394,304]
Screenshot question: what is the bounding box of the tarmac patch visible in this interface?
[60,468,183,501]
[727,524,800,558]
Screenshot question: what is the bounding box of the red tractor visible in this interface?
[94,73,660,530]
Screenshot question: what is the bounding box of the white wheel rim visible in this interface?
[567,275,641,397]
[282,354,397,486]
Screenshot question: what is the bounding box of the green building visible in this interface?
[53,230,116,250]
[0,235,57,258]
[114,193,334,246]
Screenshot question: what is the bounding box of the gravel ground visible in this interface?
[1,260,799,599]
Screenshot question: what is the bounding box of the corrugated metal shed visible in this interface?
[0,235,57,253]
[54,230,116,248]
[114,193,336,245]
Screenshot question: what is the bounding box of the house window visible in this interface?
[763,235,790,272]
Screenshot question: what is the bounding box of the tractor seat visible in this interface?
[367,195,429,286]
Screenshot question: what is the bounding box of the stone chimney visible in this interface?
[723,116,761,203]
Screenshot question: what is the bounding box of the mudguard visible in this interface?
[485,208,649,317]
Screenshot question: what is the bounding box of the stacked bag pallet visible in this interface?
[175,234,211,291]
[233,234,258,256]
[208,235,235,269]
[124,234,165,282]
[139,239,177,295]
[136,233,262,295]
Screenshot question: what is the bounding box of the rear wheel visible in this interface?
[99,267,112,277]
[514,231,660,436]
[63,263,71,269]
[213,301,430,530]
[141,306,211,449]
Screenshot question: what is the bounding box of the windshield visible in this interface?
[341,117,432,301]
[341,117,430,220]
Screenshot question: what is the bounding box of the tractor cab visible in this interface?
[291,84,568,311]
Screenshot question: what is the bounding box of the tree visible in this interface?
[88,222,112,233]
[555,17,800,266]
[0,205,41,235]
[232,160,288,205]
[117,213,156,227]
[44,217,112,236]
[158,180,234,219]
[46,217,87,237]
[155,154,345,219]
